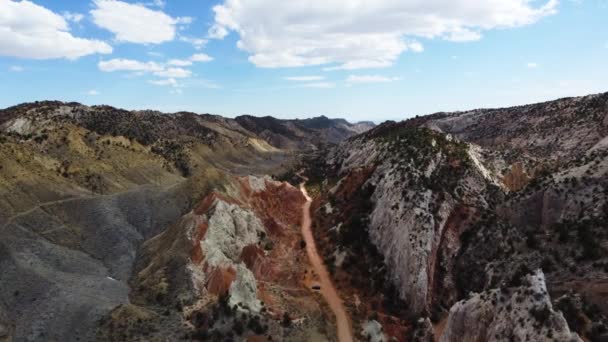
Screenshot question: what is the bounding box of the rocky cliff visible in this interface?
[305,92,608,341]
[441,271,581,342]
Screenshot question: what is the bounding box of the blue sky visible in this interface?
[0,0,606,122]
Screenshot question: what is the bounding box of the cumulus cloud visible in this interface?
[527,62,539,68]
[86,89,100,96]
[147,51,163,58]
[175,16,194,25]
[167,53,213,66]
[149,77,189,93]
[143,0,166,8]
[190,53,213,62]
[99,53,212,79]
[0,0,111,59]
[179,36,208,50]
[209,0,557,69]
[208,25,228,39]
[168,59,192,67]
[98,54,214,89]
[285,76,325,82]
[149,78,178,86]
[91,0,187,44]
[154,67,191,78]
[98,58,163,72]
[99,59,190,88]
[62,12,84,23]
[346,75,401,83]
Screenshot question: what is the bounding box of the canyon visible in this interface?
[300,181,353,342]
[0,92,607,341]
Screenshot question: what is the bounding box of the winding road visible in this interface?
[299,182,354,342]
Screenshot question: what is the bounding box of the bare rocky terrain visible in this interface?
[0,102,369,342]
[1,92,607,341]
[297,91,608,341]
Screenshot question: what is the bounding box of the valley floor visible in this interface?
[300,181,354,342]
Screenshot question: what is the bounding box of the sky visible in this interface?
[0,0,607,122]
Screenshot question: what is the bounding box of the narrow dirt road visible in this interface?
[300,182,354,342]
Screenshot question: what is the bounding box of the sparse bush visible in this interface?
[281,312,292,328]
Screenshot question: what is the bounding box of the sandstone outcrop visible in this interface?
[441,271,581,342]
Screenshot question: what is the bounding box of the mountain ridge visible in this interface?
[1,92,607,341]
[299,90,608,341]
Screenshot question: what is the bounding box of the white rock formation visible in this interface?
[441,270,581,342]
[362,320,387,342]
[187,197,266,312]
[229,264,262,312]
[328,133,491,315]
[202,199,265,267]
[247,175,270,193]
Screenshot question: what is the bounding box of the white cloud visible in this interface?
[99,54,211,82]
[154,67,192,78]
[527,62,539,68]
[98,58,163,72]
[190,53,213,62]
[149,77,193,93]
[87,89,100,96]
[208,25,228,39]
[347,75,401,83]
[9,65,23,72]
[149,78,178,86]
[179,36,208,50]
[210,0,557,69]
[167,53,213,66]
[285,76,325,82]
[91,0,185,44]
[147,51,163,58]
[62,12,84,23]
[301,82,335,89]
[0,0,111,59]
[143,0,166,8]
[168,59,193,67]
[443,27,483,42]
[175,16,194,25]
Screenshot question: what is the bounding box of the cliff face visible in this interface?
[429,92,608,161]
[441,271,581,342]
[307,92,608,341]
[326,127,495,316]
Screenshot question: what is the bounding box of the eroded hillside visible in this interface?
[300,92,608,341]
[1,93,607,342]
[0,102,368,342]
